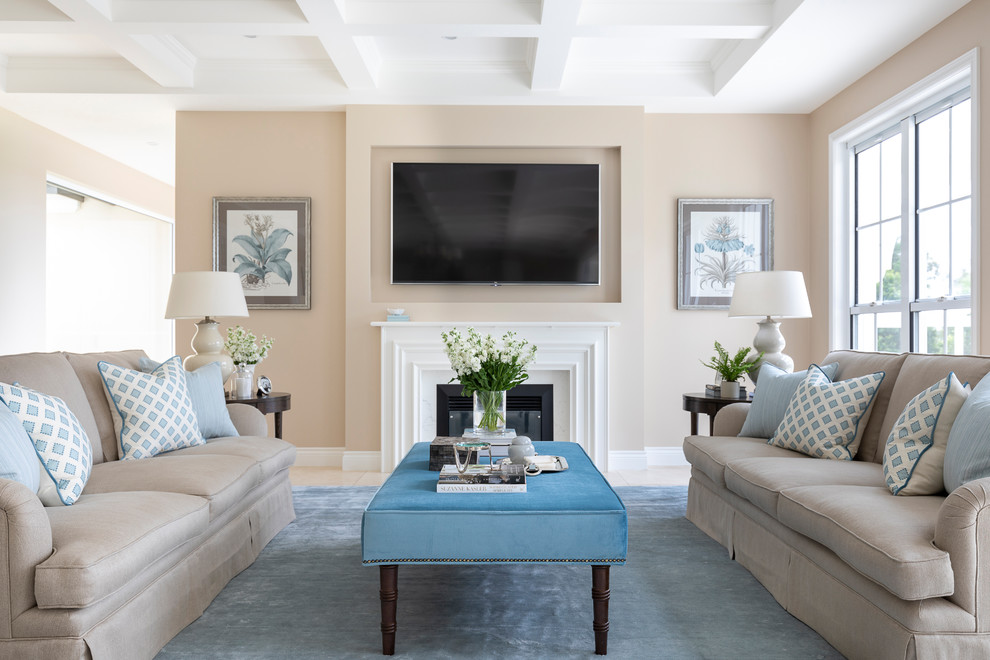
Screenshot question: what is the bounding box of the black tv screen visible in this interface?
[391,162,600,285]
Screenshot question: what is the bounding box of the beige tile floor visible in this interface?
[288,465,691,487]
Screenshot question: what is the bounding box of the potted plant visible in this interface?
[701,341,762,398]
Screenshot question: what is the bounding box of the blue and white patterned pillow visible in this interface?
[770,369,884,460]
[99,356,203,460]
[883,373,969,496]
[0,382,92,506]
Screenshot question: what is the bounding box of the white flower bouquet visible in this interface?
[224,325,273,366]
[441,328,537,432]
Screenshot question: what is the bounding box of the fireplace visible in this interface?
[436,384,553,441]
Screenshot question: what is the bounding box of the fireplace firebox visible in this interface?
[436,384,553,442]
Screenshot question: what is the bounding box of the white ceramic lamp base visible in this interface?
[183,318,235,383]
[752,317,794,377]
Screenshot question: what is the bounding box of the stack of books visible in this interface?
[386,314,409,322]
[436,465,527,493]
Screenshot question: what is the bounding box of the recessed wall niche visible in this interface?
[369,146,621,303]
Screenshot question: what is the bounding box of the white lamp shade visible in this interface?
[165,271,249,319]
[728,271,812,319]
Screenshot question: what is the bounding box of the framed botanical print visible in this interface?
[213,197,311,310]
[677,198,773,309]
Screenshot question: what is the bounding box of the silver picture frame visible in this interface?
[677,198,773,309]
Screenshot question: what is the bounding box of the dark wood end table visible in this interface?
[682,392,750,435]
[225,392,291,439]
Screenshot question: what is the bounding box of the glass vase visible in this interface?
[231,363,255,399]
[472,390,507,436]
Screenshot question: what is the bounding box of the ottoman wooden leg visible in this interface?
[592,565,610,655]
[379,565,398,655]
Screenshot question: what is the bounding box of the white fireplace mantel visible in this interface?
[373,321,617,472]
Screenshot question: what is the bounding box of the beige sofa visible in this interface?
[0,350,296,659]
[684,350,990,660]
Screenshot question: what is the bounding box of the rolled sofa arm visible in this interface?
[226,403,270,437]
[0,479,53,636]
[934,476,990,628]
[713,402,751,437]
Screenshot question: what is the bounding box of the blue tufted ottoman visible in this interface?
[362,441,627,655]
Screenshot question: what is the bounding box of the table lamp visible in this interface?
[165,271,249,382]
[728,270,812,376]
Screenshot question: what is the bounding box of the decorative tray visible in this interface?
[497,456,569,472]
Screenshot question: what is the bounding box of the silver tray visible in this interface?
[497,456,569,472]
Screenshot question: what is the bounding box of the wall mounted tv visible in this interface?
[391,162,600,285]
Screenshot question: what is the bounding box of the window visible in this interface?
[46,182,174,358]
[829,50,978,354]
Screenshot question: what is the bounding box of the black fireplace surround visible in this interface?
[436,384,553,442]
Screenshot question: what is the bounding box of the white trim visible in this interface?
[342,451,383,472]
[646,446,689,467]
[293,447,344,468]
[607,451,647,471]
[828,48,979,352]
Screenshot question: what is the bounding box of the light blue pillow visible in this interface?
[0,402,41,493]
[739,363,839,438]
[139,358,239,439]
[943,372,990,493]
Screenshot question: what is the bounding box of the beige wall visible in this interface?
[809,0,989,356]
[645,114,814,439]
[0,107,173,354]
[174,112,346,444]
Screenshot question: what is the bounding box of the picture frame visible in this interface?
[213,197,311,310]
[677,198,773,309]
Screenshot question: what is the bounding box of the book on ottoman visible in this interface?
[437,465,526,493]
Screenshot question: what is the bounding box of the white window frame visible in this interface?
[828,48,980,352]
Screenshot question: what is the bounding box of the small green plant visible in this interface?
[701,341,762,383]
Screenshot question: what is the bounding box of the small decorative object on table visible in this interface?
[386,307,409,322]
[224,325,273,399]
[508,435,536,464]
[256,375,272,396]
[441,327,537,437]
[701,340,761,398]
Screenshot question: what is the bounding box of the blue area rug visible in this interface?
[156,486,843,659]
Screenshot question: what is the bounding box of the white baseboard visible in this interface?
[607,450,647,471]
[646,446,689,467]
[341,451,383,472]
[293,447,344,468]
[293,447,383,472]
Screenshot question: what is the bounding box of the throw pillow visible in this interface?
[0,401,41,493]
[944,372,990,493]
[883,373,970,496]
[770,369,885,460]
[139,358,239,439]
[99,356,203,460]
[0,382,92,506]
[739,363,839,438]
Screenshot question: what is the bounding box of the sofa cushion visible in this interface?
[0,351,102,464]
[883,373,969,496]
[682,435,804,488]
[944,371,990,493]
[725,456,883,518]
[820,350,908,464]
[84,454,260,521]
[35,490,209,609]
[778,485,953,600]
[878,353,990,467]
[168,437,296,484]
[0,403,41,492]
[770,369,884,460]
[64,350,148,464]
[139,358,239,439]
[739,362,839,439]
[98,356,203,460]
[0,382,92,506]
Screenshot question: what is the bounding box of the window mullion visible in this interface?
[902,116,916,352]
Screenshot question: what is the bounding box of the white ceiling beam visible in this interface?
[580,1,771,29]
[294,0,378,89]
[45,0,196,87]
[712,0,805,94]
[530,0,582,91]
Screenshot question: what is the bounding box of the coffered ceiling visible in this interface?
[0,0,971,184]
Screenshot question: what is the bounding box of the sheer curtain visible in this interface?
[45,186,173,359]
